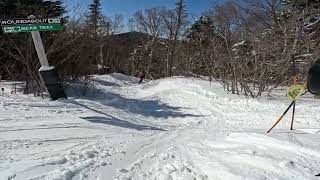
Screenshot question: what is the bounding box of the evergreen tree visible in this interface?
[188,16,214,41]
[166,0,188,77]
[175,0,187,34]
[0,0,65,82]
[0,0,64,18]
[86,0,103,36]
[186,16,218,76]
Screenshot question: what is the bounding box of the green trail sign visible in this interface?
[1,17,63,33]
[0,16,67,100]
[2,24,63,33]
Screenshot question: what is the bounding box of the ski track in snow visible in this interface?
[0,73,320,180]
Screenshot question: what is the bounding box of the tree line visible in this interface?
[0,0,319,97]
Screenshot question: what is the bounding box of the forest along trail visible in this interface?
[1,73,320,180]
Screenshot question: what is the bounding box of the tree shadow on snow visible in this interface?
[94,79,121,87]
[98,92,200,119]
[66,79,203,131]
[81,116,166,131]
[70,90,201,119]
[69,100,166,131]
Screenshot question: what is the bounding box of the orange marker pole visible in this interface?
[267,101,294,133]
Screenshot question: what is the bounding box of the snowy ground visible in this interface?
[1,74,320,180]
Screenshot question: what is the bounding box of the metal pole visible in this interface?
[31,31,49,67]
[290,101,296,130]
[28,15,49,67]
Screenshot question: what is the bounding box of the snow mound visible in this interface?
[93,73,139,87]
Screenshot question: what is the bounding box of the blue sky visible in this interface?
[65,0,224,19]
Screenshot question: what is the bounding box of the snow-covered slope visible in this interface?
[1,73,320,180]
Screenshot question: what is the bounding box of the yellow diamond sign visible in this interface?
[287,84,305,101]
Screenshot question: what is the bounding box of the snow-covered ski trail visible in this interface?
[1,74,320,180]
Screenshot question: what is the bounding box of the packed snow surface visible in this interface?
[1,73,320,180]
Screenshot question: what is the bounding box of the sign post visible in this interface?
[30,30,49,67]
[267,82,307,133]
[1,15,67,100]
